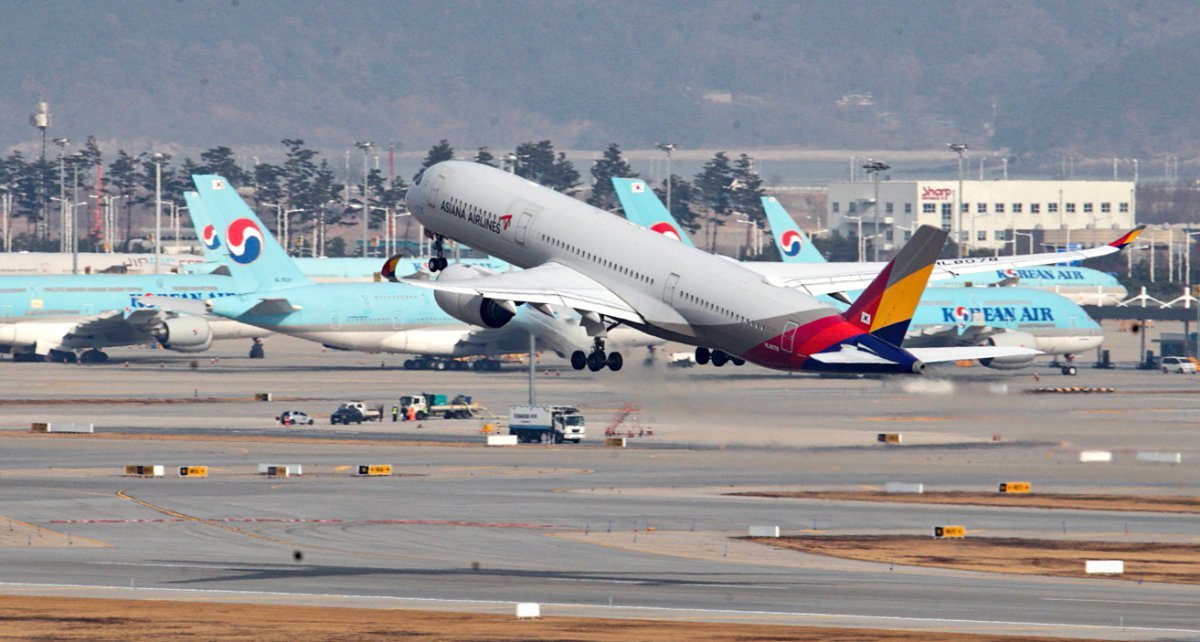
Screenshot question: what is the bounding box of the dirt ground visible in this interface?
[0,595,1086,641]
[752,535,1200,584]
[731,490,1200,514]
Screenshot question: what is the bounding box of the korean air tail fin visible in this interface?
[761,196,826,264]
[611,178,696,247]
[191,175,311,291]
[843,225,948,345]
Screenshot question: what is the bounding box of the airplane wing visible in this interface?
[64,308,165,344]
[808,344,1039,365]
[399,262,644,324]
[743,226,1144,297]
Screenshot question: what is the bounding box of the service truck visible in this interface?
[330,401,383,425]
[399,392,484,420]
[508,404,586,443]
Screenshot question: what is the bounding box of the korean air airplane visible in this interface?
[614,179,1103,374]
[174,176,658,369]
[0,249,507,282]
[395,161,1138,375]
[0,263,265,363]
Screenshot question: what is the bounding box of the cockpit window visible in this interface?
[413,169,424,186]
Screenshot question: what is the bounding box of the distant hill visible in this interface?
[2,0,1200,158]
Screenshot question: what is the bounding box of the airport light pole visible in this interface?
[656,143,676,215]
[355,141,374,257]
[948,143,969,257]
[52,138,69,253]
[844,215,864,262]
[0,185,11,252]
[151,153,165,274]
[862,159,889,261]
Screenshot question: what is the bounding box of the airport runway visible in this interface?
[0,334,1198,639]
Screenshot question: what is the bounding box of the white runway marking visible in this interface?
[0,581,1196,636]
[1042,596,1197,607]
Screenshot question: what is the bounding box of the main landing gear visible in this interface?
[694,347,745,368]
[428,235,448,272]
[571,337,623,372]
[79,349,109,364]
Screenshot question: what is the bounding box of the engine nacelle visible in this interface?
[433,264,515,329]
[980,331,1038,369]
[156,316,214,352]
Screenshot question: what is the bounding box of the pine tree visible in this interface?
[653,175,701,234]
[694,152,735,250]
[512,140,580,193]
[199,146,250,186]
[107,150,142,251]
[473,147,497,167]
[416,140,455,181]
[586,143,637,211]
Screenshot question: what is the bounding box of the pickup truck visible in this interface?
[330,401,383,425]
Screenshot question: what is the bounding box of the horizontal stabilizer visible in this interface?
[907,346,1040,363]
[806,347,897,365]
[245,298,302,315]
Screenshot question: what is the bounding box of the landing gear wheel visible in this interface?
[430,236,448,272]
[80,349,108,364]
[606,352,623,372]
[570,351,587,370]
[711,350,729,367]
[1062,366,1077,376]
[47,349,77,364]
[695,347,711,365]
[249,342,265,359]
[586,351,606,372]
[731,356,745,366]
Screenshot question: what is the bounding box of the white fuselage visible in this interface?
[406,161,850,370]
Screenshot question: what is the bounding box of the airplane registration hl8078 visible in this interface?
[388,161,1141,375]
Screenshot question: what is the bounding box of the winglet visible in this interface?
[843,225,949,346]
[1108,225,1146,249]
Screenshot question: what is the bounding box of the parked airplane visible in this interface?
[770,193,1127,305]
[173,176,658,369]
[0,249,506,282]
[0,267,266,363]
[394,161,1137,374]
[613,178,1102,374]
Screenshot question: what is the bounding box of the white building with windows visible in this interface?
[826,179,1136,255]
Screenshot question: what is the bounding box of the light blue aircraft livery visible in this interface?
[613,178,1104,373]
[0,252,264,363]
[175,177,658,369]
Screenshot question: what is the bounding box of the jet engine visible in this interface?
[155,316,214,352]
[433,264,515,329]
[979,331,1038,369]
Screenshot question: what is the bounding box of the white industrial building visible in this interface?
[826,179,1136,256]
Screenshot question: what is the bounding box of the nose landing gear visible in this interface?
[429,235,448,272]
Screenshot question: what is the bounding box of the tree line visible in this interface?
[0,137,771,257]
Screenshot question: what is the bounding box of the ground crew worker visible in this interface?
[391,405,399,422]
[407,405,417,421]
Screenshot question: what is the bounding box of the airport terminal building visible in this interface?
[826,179,1137,254]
